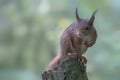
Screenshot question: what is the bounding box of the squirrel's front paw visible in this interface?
[85,41,95,47]
[77,56,87,65]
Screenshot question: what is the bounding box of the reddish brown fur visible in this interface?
[46,9,97,70]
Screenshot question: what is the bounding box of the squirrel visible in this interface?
[46,8,97,71]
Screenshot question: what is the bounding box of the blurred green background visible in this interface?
[0,0,120,80]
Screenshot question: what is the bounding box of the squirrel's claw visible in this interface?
[67,53,87,65]
[77,56,87,65]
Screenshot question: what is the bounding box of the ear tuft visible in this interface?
[75,8,80,21]
[88,10,97,25]
[92,10,97,17]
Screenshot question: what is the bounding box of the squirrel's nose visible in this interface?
[78,33,81,37]
[78,33,83,38]
[79,33,81,36]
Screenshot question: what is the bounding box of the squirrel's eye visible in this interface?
[85,27,89,30]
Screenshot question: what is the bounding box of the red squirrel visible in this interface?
[46,8,97,70]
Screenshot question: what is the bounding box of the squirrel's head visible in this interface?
[75,8,97,47]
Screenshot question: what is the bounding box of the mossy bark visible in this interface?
[42,56,88,80]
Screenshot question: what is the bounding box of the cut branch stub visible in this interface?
[42,56,88,80]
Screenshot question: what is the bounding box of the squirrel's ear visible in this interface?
[88,10,97,25]
[75,8,80,21]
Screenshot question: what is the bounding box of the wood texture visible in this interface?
[42,56,88,80]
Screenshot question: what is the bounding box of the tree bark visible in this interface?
[41,56,88,80]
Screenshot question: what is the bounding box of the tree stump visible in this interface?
[41,56,88,80]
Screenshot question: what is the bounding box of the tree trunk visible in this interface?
[41,56,88,80]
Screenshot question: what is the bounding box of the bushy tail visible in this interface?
[46,51,62,71]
